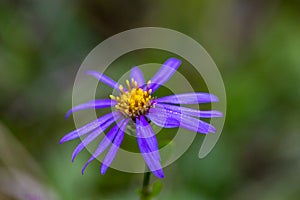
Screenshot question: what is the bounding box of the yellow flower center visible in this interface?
[110,79,153,119]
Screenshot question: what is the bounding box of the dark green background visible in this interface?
[1,0,300,199]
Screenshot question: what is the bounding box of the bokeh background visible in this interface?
[1,0,300,199]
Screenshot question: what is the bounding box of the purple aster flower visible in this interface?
[60,58,222,179]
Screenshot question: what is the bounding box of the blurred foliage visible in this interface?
[1,0,300,199]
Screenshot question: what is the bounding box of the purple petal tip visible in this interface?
[209,126,217,133]
[153,170,165,179]
[81,165,88,175]
[100,165,108,175]
[86,70,94,75]
[59,138,66,144]
[158,175,164,179]
[211,94,219,102]
[65,112,72,119]
[210,130,216,133]
[213,111,223,117]
[166,57,182,65]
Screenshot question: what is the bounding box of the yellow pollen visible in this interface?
[110,78,153,119]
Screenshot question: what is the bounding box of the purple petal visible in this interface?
[65,99,117,118]
[81,119,126,174]
[71,115,121,162]
[148,58,181,92]
[136,117,164,178]
[156,92,219,104]
[86,70,120,90]
[130,66,145,87]
[60,112,119,144]
[146,108,179,128]
[100,119,129,174]
[156,103,223,118]
[137,116,161,161]
[151,108,216,134]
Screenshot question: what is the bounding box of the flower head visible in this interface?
[60,58,222,178]
[109,79,153,120]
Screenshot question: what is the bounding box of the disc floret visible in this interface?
[110,79,154,119]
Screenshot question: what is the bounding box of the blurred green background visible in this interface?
[1,0,300,199]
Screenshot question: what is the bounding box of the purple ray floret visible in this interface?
[71,114,120,162]
[150,108,216,134]
[156,92,219,104]
[101,119,129,174]
[60,57,222,179]
[65,99,117,118]
[130,66,145,87]
[81,120,126,174]
[60,112,119,144]
[136,116,164,178]
[146,108,179,128]
[155,103,223,118]
[86,70,120,90]
[148,58,181,92]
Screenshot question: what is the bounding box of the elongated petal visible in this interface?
[156,103,223,118]
[65,99,116,118]
[101,119,129,174]
[136,117,164,178]
[86,70,120,90]
[71,115,120,162]
[138,116,160,160]
[60,112,119,144]
[151,108,216,134]
[81,118,126,174]
[130,66,145,87]
[148,58,181,92]
[156,92,219,104]
[146,108,179,128]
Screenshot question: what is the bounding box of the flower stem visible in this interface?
[140,171,151,200]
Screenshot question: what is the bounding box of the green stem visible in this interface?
[140,171,151,200]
